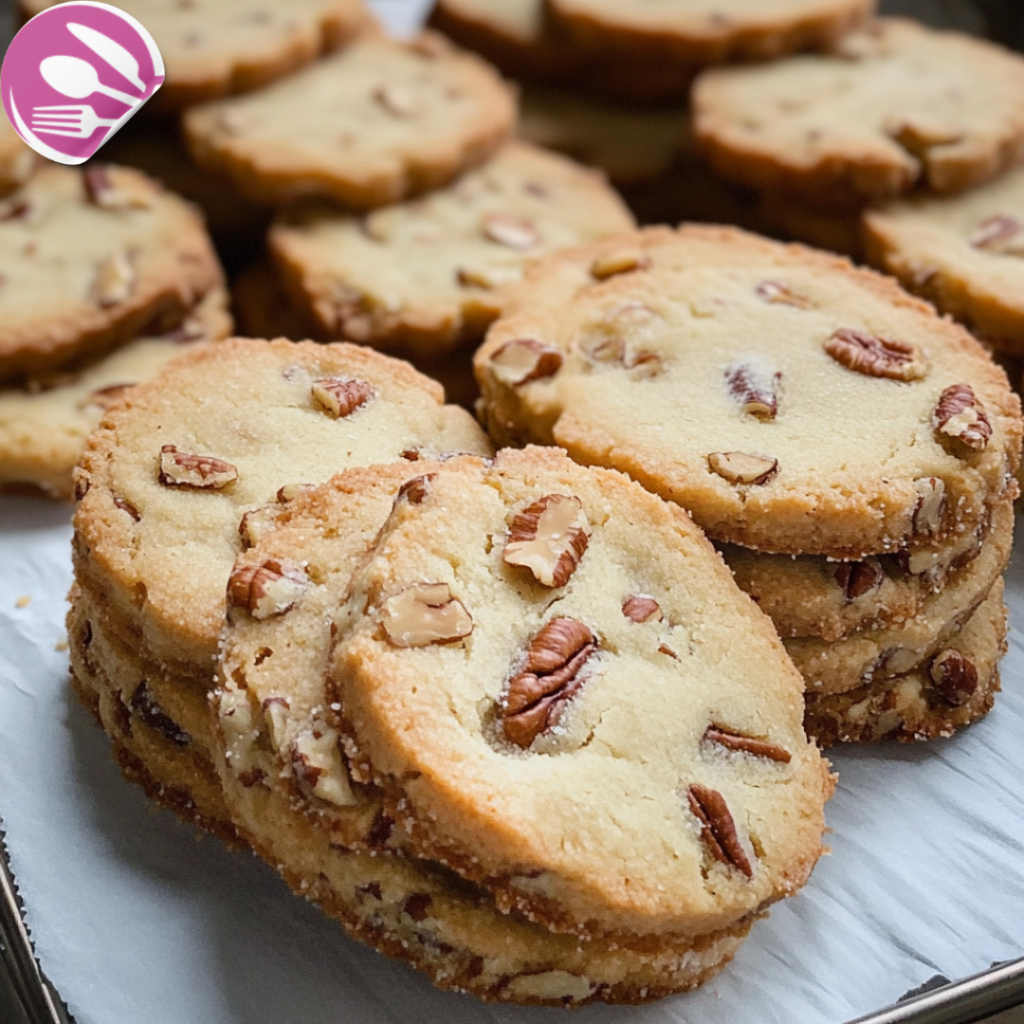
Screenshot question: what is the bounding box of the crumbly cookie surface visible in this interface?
[72,338,491,674]
[0,164,223,380]
[184,33,516,209]
[20,0,369,111]
[0,289,231,500]
[475,225,1022,557]
[331,447,832,939]
[269,142,635,358]
[863,164,1024,355]
[694,19,1024,206]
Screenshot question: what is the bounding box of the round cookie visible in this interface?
[547,0,874,65]
[474,225,1023,558]
[0,108,37,196]
[269,142,636,358]
[184,32,516,209]
[71,337,492,681]
[0,288,231,500]
[804,577,1006,745]
[784,499,1012,694]
[330,447,833,940]
[693,19,1024,208]
[862,163,1024,357]
[0,164,224,380]
[20,0,370,113]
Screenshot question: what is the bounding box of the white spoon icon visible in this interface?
[39,54,141,107]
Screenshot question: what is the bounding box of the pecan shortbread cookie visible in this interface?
[693,19,1024,208]
[20,0,369,113]
[0,164,223,381]
[184,33,516,209]
[804,577,1006,745]
[0,288,230,500]
[785,500,1012,694]
[211,460,757,1003]
[548,0,874,66]
[331,447,833,941]
[269,142,635,358]
[863,163,1024,357]
[475,225,1022,558]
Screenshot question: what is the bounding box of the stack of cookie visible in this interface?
[475,224,1022,745]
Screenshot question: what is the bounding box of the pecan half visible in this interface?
[500,618,597,749]
[93,252,135,306]
[380,583,473,647]
[703,727,791,763]
[912,477,946,535]
[756,279,811,309]
[622,595,660,623]
[725,361,780,419]
[824,328,927,382]
[130,683,190,746]
[503,495,590,588]
[590,248,649,280]
[489,339,563,387]
[968,214,1024,255]
[834,560,883,601]
[483,214,540,250]
[933,383,991,452]
[687,783,752,877]
[158,445,237,489]
[311,377,375,419]
[228,559,310,619]
[930,649,978,706]
[708,451,778,485]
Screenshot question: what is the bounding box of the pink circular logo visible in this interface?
[1,1,163,165]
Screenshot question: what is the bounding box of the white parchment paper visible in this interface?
[1,2,1022,1022]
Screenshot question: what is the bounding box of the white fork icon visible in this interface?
[31,105,120,138]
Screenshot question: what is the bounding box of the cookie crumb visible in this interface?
[15,595,31,608]
[54,639,69,652]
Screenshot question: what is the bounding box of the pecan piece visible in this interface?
[933,383,991,453]
[380,583,473,647]
[703,727,791,763]
[158,445,237,489]
[500,618,597,748]
[885,117,963,157]
[84,165,155,209]
[482,214,540,250]
[756,279,811,309]
[834,560,883,601]
[130,683,190,746]
[228,559,310,619]
[930,649,978,706]
[489,339,563,387]
[395,473,435,506]
[311,377,375,419]
[374,83,418,117]
[503,494,590,588]
[622,595,660,623]
[725,361,780,419]
[93,252,135,306]
[708,451,778,485]
[291,718,358,806]
[824,328,927,382]
[969,214,1024,255]
[912,477,946,535]
[78,382,131,411]
[113,496,140,521]
[590,248,649,280]
[687,783,752,877]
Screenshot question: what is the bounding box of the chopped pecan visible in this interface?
[84,165,154,209]
[489,339,563,387]
[113,496,140,521]
[374,83,418,117]
[396,474,435,506]
[912,477,946,535]
[930,649,978,706]
[130,683,190,746]
[78,382,131,411]
[228,558,310,619]
[708,451,778,485]
[503,494,590,588]
[158,445,237,489]
[622,595,660,623]
[291,719,358,806]
[703,727,791,763]
[824,328,927,382]
[380,583,473,647]
[403,893,433,922]
[590,248,650,280]
[238,506,279,549]
[500,618,597,748]
[687,783,752,877]
[756,279,811,309]
[725,361,780,419]
[834,560,883,601]
[933,383,991,452]
[482,214,540,250]
[93,252,135,306]
[968,214,1024,255]
[311,377,375,419]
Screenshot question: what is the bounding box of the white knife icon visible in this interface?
[66,21,146,94]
